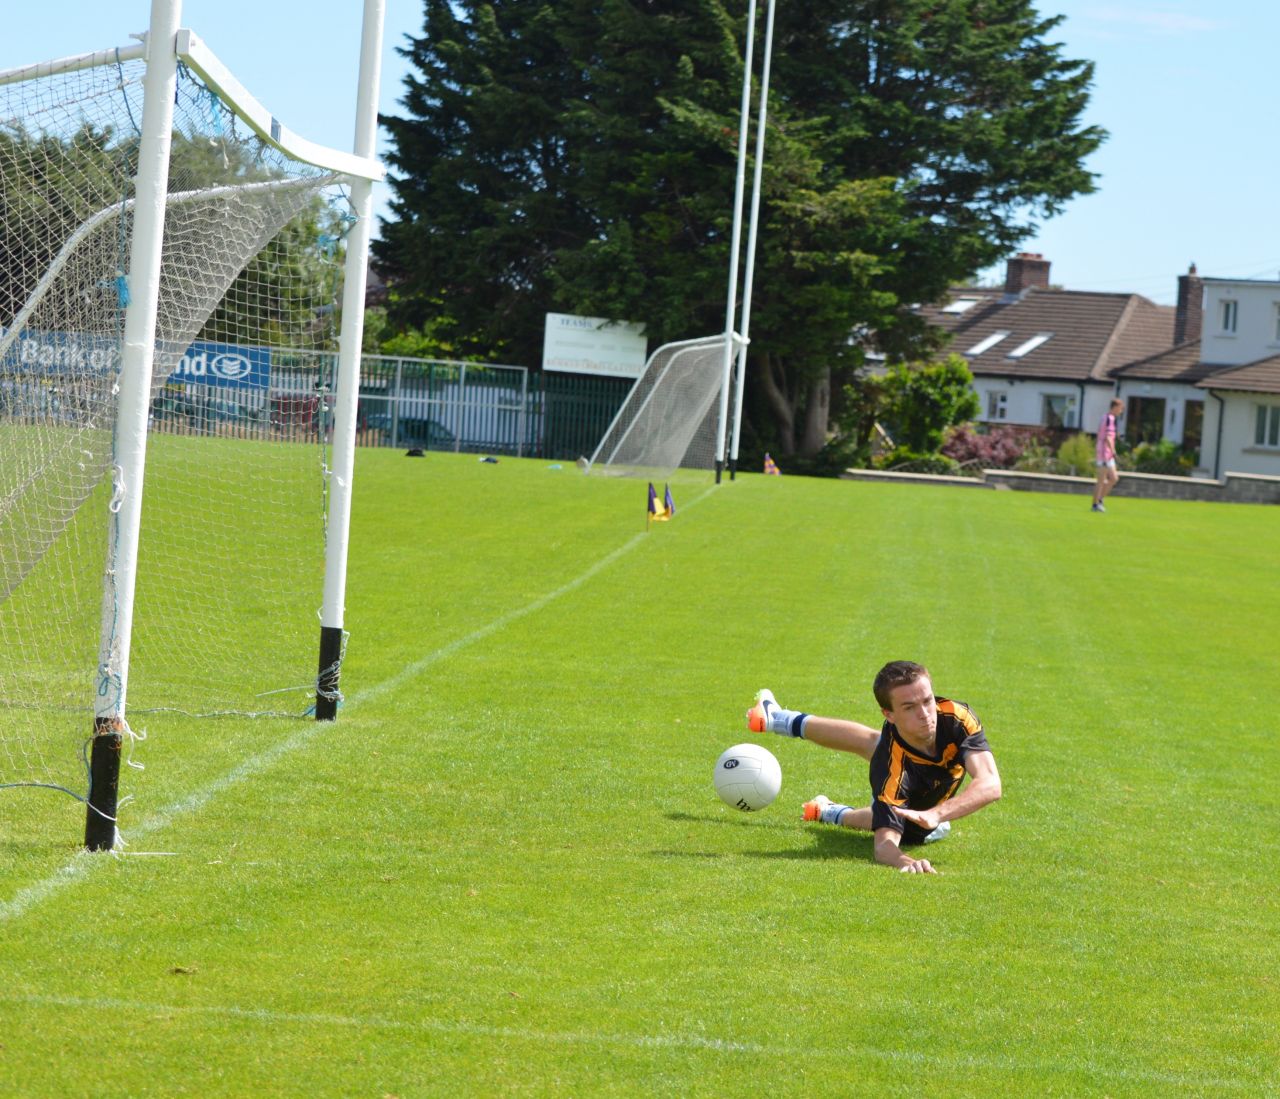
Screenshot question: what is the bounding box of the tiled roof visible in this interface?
[1110,340,1220,384]
[917,287,1176,382]
[1195,354,1280,396]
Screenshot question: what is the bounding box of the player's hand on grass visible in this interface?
[899,857,936,874]
[896,806,942,832]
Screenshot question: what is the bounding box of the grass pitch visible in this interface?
[1,452,1277,1097]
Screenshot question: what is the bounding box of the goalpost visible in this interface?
[0,0,383,848]
[585,0,773,481]
[586,334,741,478]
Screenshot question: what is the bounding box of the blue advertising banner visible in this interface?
[0,329,119,376]
[0,330,271,391]
[167,341,271,390]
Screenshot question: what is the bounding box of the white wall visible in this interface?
[1207,391,1280,476]
[974,377,1116,433]
[1201,280,1280,365]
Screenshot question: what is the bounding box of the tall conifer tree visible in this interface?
[377,1,1104,459]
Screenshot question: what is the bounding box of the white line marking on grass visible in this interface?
[0,485,718,922]
[350,483,717,707]
[0,991,1261,1091]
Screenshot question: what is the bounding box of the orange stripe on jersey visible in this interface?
[937,698,981,736]
[877,739,908,806]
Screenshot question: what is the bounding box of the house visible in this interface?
[1107,265,1206,449]
[917,254,1176,437]
[1113,271,1280,476]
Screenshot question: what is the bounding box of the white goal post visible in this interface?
[0,0,384,849]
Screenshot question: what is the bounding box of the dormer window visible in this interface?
[1007,333,1053,359]
[965,330,1011,356]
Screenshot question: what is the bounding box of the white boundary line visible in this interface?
[1,485,718,923]
[0,991,1259,1091]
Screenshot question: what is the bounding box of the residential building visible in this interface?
[1113,272,1280,476]
[917,254,1176,436]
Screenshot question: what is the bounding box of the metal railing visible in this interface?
[144,350,632,460]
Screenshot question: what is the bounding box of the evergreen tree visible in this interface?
[377,0,1104,460]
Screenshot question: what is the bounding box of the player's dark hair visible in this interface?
[873,660,931,710]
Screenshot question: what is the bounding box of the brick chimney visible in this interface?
[1005,252,1051,295]
[1174,262,1203,346]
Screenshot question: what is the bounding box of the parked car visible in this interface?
[395,417,458,450]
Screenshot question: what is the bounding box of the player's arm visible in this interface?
[873,827,936,874]
[896,750,1002,833]
[791,715,881,760]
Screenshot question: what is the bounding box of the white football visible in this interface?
[713,742,782,812]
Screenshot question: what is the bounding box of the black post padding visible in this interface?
[715,458,723,484]
[315,624,344,721]
[84,718,122,850]
[729,458,737,481]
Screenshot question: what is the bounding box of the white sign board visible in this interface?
[542,312,647,379]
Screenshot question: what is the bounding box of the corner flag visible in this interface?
[648,482,674,524]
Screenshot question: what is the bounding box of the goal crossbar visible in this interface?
[0,32,383,183]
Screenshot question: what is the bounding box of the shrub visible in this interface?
[942,424,1040,468]
[1054,433,1095,476]
[877,447,963,476]
[879,356,981,453]
[1014,441,1055,473]
[1127,439,1195,475]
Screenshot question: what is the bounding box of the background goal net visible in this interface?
[0,48,348,804]
[587,334,739,478]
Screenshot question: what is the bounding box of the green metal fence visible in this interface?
[350,356,629,460]
[147,349,630,460]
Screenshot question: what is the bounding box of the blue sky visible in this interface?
[0,1,425,230]
[3,2,1274,305]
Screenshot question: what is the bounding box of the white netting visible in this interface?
[0,52,347,796]
[588,334,738,478]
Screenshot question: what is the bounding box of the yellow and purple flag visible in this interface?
[763,453,781,476]
[648,482,674,522]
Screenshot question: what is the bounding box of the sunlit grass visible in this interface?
[1,452,1276,1096]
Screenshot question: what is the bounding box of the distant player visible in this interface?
[746,661,1001,874]
[1092,397,1125,512]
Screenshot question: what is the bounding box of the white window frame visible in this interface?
[986,390,1007,421]
[965,330,1011,356]
[941,297,980,315]
[1221,299,1238,334]
[1255,403,1280,449]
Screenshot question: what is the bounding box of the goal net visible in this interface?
[0,46,350,808]
[587,334,739,478]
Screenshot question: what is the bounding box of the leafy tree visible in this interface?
[377,0,1104,461]
[879,354,980,454]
